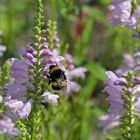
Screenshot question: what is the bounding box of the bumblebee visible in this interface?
[47,65,67,90]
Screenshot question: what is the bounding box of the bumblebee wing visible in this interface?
[57,80,67,91]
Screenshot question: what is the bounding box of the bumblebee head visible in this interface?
[49,65,67,81]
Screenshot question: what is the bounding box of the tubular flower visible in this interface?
[104,71,125,115]
[115,49,140,76]
[99,114,120,132]
[41,92,59,106]
[15,100,32,119]
[115,53,136,76]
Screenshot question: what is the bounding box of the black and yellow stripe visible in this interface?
[51,82,61,90]
[48,65,67,90]
[50,65,60,74]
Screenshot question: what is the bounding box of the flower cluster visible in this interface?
[99,48,140,132]
[4,39,66,120]
[108,0,140,28]
[0,31,19,136]
[0,115,19,136]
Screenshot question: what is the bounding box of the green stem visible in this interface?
[60,124,64,140]
[30,103,42,140]
[25,0,44,139]
[121,91,135,140]
[128,93,135,139]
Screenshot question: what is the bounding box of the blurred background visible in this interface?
[0,0,137,140]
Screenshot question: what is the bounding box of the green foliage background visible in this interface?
[0,0,139,140]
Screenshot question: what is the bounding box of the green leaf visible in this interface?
[83,6,108,25]
[81,73,97,98]
[0,135,4,140]
[87,62,106,81]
